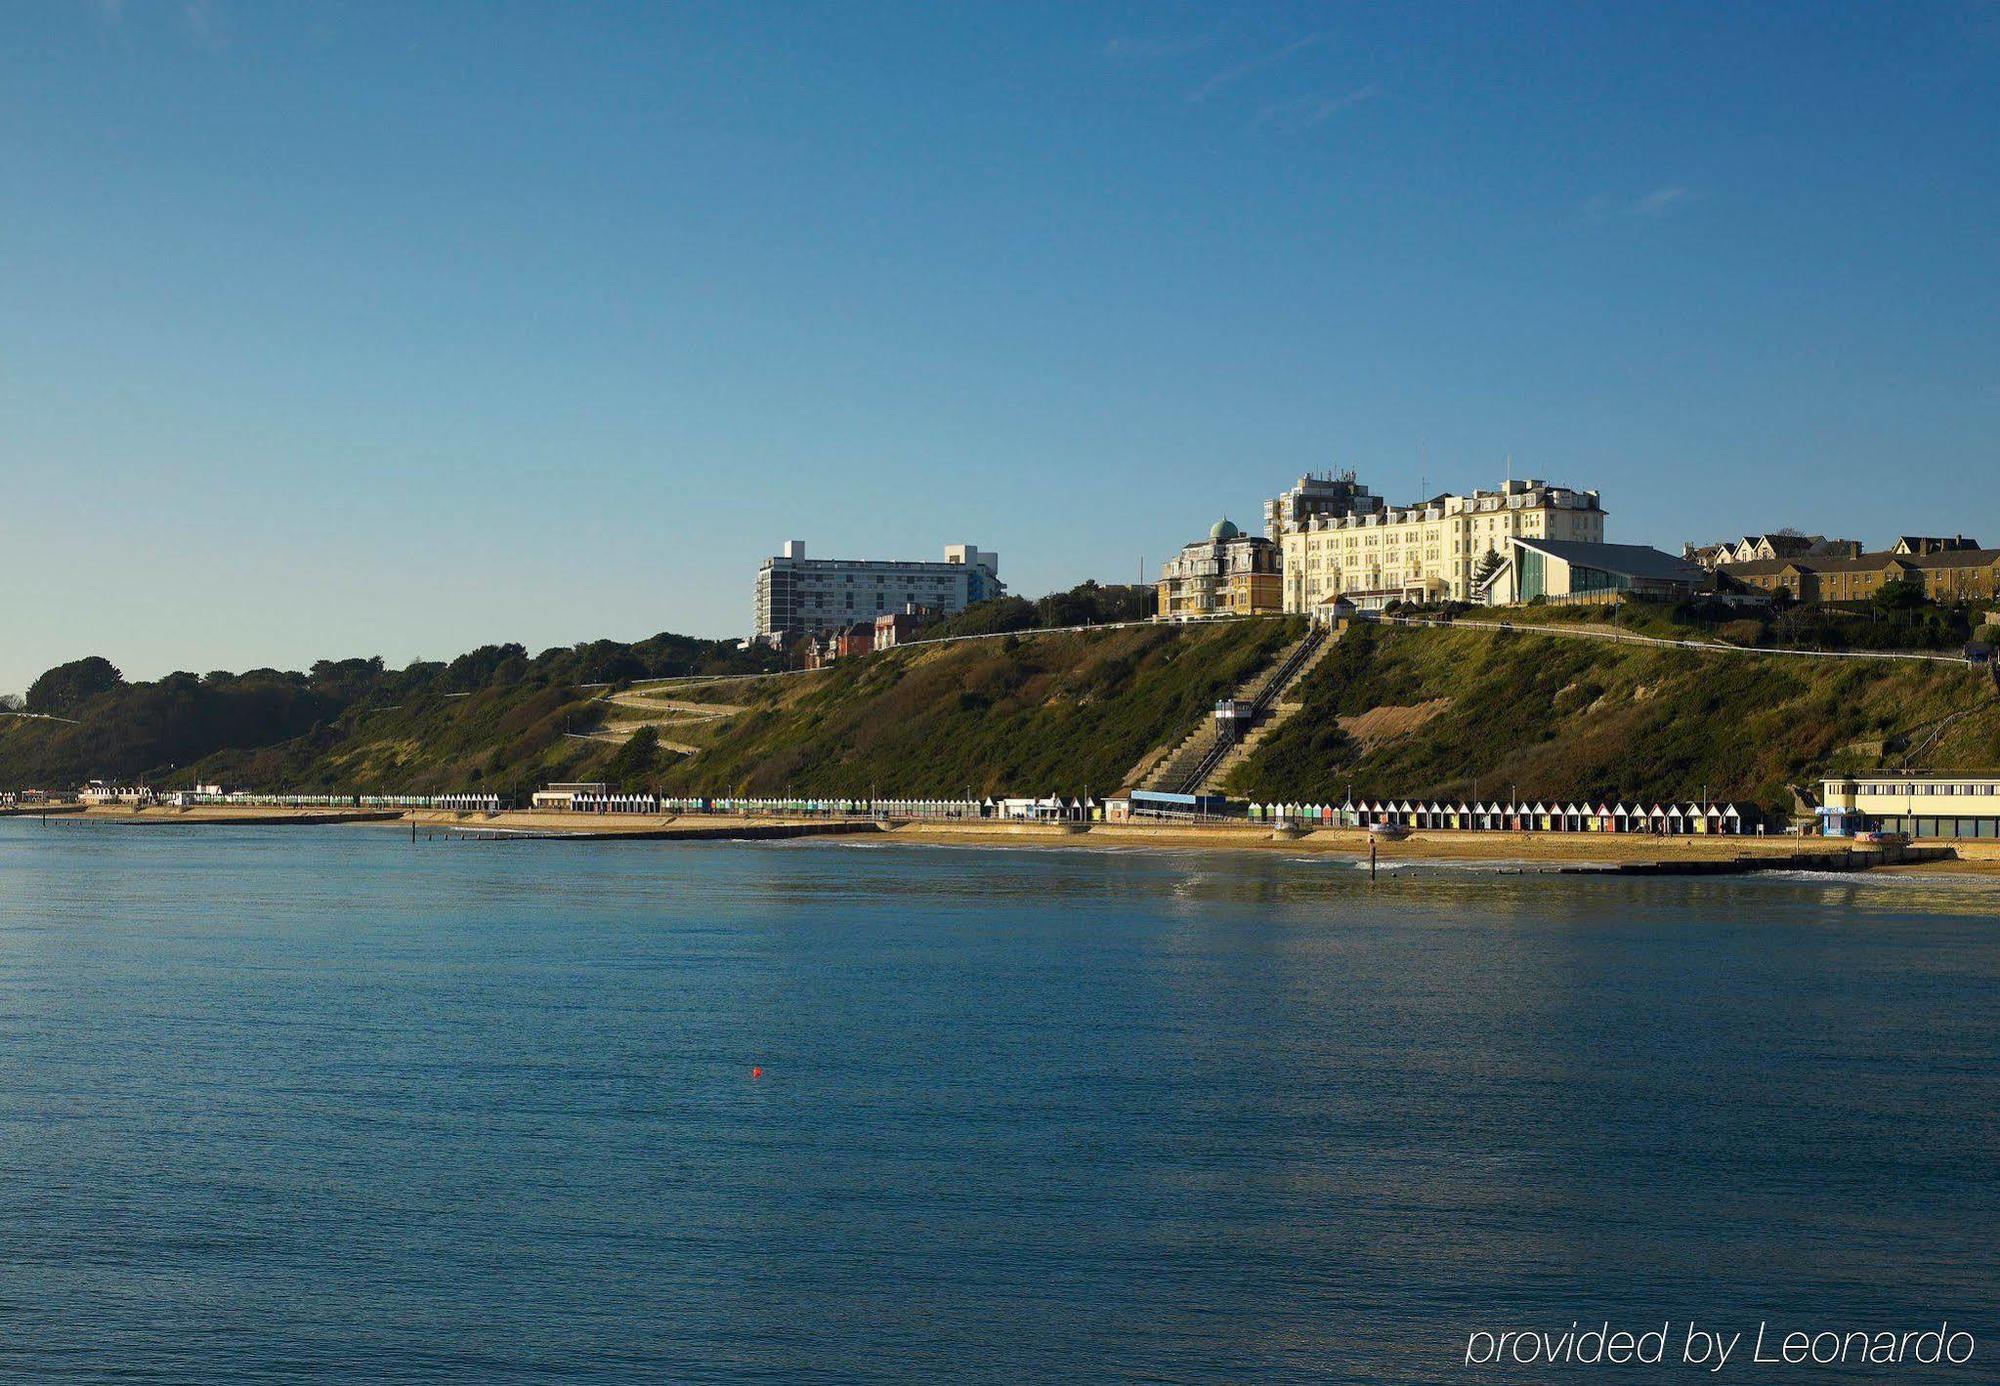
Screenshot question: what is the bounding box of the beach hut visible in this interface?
[1722,804,1743,835]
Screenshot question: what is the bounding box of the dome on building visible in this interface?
[1210,518,1241,542]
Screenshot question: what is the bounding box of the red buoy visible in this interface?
[752,1066,764,1080]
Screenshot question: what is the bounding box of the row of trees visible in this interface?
[921,581,1156,641]
[1,631,788,788]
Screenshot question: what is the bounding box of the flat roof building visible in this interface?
[754,540,1003,637]
[1819,772,2000,839]
[1264,471,1385,540]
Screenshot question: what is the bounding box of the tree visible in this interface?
[602,726,663,790]
[26,656,124,716]
[0,693,22,712]
[1871,578,1927,614]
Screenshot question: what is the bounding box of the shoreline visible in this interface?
[34,805,2000,876]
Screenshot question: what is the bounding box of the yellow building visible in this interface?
[1278,477,1605,611]
[1819,773,2000,839]
[1157,519,1283,619]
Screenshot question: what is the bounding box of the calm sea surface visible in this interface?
[1,820,1996,1383]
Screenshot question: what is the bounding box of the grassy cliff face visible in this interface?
[1225,624,2000,813]
[649,619,1302,797]
[17,615,1993,810]
[0,683,613,797]
[187,684,614,796]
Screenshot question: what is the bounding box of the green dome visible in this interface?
[1210,517,1241,542]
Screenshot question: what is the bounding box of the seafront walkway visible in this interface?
[1374,612,1983,667]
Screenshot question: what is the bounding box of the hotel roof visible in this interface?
[1511,537,1707,582]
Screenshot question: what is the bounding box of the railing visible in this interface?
[1172,627,1328,795]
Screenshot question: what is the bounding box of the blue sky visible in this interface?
[3,1,1997,693]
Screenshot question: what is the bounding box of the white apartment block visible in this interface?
[1278,477,1605,611]
[754,541,1003,637]
[1263,471,1386,539]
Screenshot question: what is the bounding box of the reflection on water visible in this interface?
[0,822,1995,1383]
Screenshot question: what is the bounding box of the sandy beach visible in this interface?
[36,804,2000,875]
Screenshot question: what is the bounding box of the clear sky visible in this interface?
[4,1,1997,694]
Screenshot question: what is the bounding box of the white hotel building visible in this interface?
[754,541,1003,637]
[1275,476,1606,611]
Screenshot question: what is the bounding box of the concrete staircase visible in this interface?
[1197,633,1339,791]
[1133,625,1338,795]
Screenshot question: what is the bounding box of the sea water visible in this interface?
[1,820,1995,1382]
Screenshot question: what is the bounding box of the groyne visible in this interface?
[1560,843,1959,876]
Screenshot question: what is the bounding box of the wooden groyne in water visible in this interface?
[1559,844,1957,876]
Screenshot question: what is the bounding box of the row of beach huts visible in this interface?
[40,782,1758,836]
[1247,799,1757,834]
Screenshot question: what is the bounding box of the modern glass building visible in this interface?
[1493,537,1709,605]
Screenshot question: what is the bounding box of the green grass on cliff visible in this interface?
[1225,623,2000,814]
[183,683,614,796]
[16,613,1993,813]
[651,618,1302,797]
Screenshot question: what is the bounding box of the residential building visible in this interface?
[1819,772,2000,839]
[1279,476,1605,611]
[802,622,879,669]
[873,606,931,650]
[754,540,1003,637]
[1724,548,2000,605]
[833,623,876,660]
[1478,538,1710,605]
[1157,519,1283,619]
[1691,533,1863,569]
[1263,471,1385,539]
[1892,535,1982,556]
